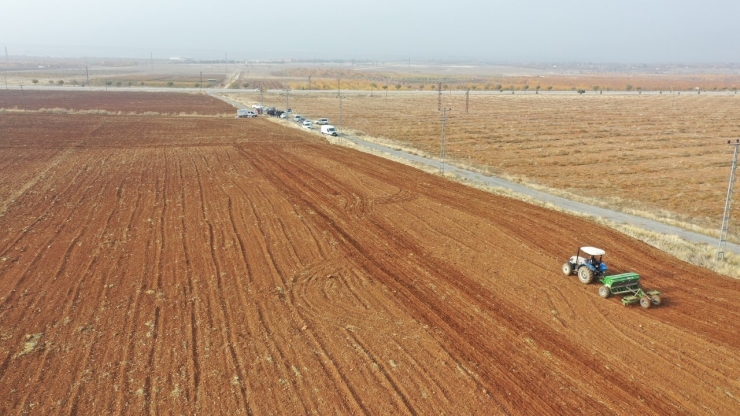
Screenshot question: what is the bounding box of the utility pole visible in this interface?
[150,52,153,70]
[260,86,264,108]
[308,76,311,90]
[285,88,289,114]
[85,66,90,87]
[439,108,451,174]
[20,84,25,110]
[200,71,202,91]
[718,139,740,260]
[465,89,470,113]
[337,78,342,133]
[437,82,442,110]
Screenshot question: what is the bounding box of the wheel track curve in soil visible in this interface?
[241,146,580,413]
[242,179,365,414]
[243,142,688,413]
[225,160,370,415]
[234,145,494,414]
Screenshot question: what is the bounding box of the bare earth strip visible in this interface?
[0,90,235,115]
[0,113,739,414]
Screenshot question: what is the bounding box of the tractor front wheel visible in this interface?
[578,267,594,284]
[562,262,573,276]
[598,285,611,298]
[650,295,662,306]
[640,296,651,309]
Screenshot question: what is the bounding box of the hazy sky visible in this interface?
[2,0,739,62]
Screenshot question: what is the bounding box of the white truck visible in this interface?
[321,125,337,136]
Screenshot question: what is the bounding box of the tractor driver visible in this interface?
[590,255,600,267]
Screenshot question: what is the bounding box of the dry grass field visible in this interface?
[230,91,740,235]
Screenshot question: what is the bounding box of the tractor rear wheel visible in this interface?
[598,285,611,298]
[640,296,651,309]
[578,267,594,284]
[650,295,662,306]
[562,262,573,275]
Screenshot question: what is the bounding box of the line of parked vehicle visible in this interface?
[238,104,338,136]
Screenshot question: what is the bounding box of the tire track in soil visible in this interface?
[241,182,339,414]
[0,152,114,411]
[238,145,507,413]
[189,149,252,413]
[111,153,161,414]
[0,153,99,311]
[226,154,368,414]
[246,144,683,414]
[175,151,201,408]
[37,153,129,415]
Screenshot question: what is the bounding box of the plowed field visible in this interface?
[1,113,739,414]
[0,90,234,115]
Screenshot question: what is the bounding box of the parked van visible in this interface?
[321,125,337,136]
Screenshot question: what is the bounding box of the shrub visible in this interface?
[32,79,38,85]
[167,81,174,87]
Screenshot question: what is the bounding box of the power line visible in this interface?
[338,78,342,134]
[437,82,442,110]
[717,139,740,260]
[440,108,451,174]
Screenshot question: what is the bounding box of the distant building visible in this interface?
[169,57,194,63]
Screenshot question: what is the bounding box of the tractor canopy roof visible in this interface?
[580,246,605,256]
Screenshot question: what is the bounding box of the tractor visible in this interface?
[562,246,607,284]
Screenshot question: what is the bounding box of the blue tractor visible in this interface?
[562,246,608,284]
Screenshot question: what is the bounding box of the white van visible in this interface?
[314,118,329,125]
[321,125,337,136]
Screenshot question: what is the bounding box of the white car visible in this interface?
[314,118,329,125]
[236,109,257,118]
[279,113,287,119]
[293,114,304,122]
[302,120,313,129]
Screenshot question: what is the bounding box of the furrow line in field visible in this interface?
[190,150,252,413]
[248,144,673,413]
[344,328,416,415]
[0,157,93,310]
[176,152,200,406]
[112,161,156,414]
[230,147,367,413]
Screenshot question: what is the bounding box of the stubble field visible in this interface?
[234,91,740,233]
[0,92,739,414]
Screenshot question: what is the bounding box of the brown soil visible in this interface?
[0,90,234,115]
[0,113,739,414]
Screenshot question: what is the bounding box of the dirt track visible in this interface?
[1,112,740,414]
